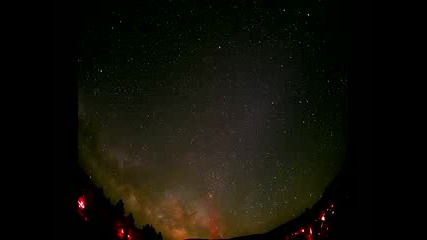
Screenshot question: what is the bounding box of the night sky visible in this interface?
[77,1,347,239]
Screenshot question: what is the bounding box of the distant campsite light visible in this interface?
[118,228,124,238]
[321,212,326,221]
[78,196,85,209]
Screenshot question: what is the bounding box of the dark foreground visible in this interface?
[55,157,368,240]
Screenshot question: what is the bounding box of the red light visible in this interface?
[331,202,334,208]
[128,234,131,240]
[78,196,85,209]
[300,228,304,233]
[309,227,312,235]
[118,228,124,238]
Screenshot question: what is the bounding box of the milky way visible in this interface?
[77,1,347,239]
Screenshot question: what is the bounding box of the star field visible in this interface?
[78,1,347,239]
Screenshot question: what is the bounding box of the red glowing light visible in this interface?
[128,234,131,240]
[309,227,312,235]
[300,228,304,233]
[118,228,124,238]
[331,203,334,208]
[78,196,85,209]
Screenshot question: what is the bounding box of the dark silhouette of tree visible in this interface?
[141,224,159,240]
[74,165,164,240]
[127,213,135,226]
[122,213,134,240]
[115,199,125,219]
